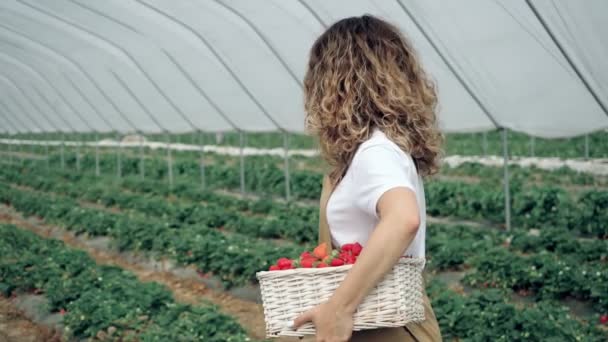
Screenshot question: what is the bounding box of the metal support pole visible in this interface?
[502,128,511,231]
[530,136,535,157]
[8,135,12,164]
[29,134,36,168]
[60,133,65,170]
[31,136,36,165]
[139,133,145,179]
[166,132,174,189]
[36,134,41,166]
[584,134,589,160]
[44,133,49,171]
[283,132,291,201]
[116,133,122,179]
[21,135,26,166]
[1,136,4,164]
[95,132,100,176]
[17,137,22,165]
[11,136,16,164]
[199,131,206,189]
[20,135,27,166]
[15,135,19,164]
[75,133,81,172]
[239,131,245,194]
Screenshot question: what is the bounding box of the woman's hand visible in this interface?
[293,299,354,342]
[293,187,420,341]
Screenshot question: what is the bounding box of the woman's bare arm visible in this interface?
[293,187,420,340]
[328,187,420,313]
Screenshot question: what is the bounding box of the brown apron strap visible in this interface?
[350,292,442,341]
[318,175,334,249]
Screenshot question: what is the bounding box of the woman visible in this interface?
[292,15,443,341]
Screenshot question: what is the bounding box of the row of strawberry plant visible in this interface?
[49,152,608,237]
[439,162,607,188]
[427,223,606,270]
[463,247,607,314]
[5,166,608,317]
[0,184,300,288]
[5,164,607,272]
[109,174,608,264]
[425,181,606,237]
[2,175,604,338]
[426,224,608,317]
[0,224,251,341]
[1,166,318,244]
[426,279,606,341]
[442,129,608,158]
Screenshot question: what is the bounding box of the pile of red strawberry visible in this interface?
[268,242,363,271]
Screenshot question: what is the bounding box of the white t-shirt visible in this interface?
[326,129,426,257]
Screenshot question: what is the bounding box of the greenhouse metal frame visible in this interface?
[1,0,608,230]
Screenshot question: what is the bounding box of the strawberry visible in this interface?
[301,258,316,268]
[339,251,351,260]
[313,242,329,259]
[352,243,363,256]
[277,258,292,270]
[300,251,314,260]
[330,258,345,267]
[344,257,355,265]
[317,262,328,268]
[269,265,280,271]
[340,243,354,252]
[600,314,608,325]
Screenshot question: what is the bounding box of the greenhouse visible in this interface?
[0,1,607,341]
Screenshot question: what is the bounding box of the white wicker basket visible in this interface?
[256,257,425,337]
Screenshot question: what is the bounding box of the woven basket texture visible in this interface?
[256,257,425,337]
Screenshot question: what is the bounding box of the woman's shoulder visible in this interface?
[354,130,415,168]
[359,130,409,157]
[348,130,420,195]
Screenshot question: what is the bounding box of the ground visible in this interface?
[0,296,60,342]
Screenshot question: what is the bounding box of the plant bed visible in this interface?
[0,223,252,341]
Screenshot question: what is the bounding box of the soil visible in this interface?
[0,297,60,342]
[435,174,481,184]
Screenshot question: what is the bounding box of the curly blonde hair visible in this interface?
[304,15,443,183]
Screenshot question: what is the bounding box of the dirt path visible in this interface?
[0,297,60,342]
[435,174,481,184]
[0,209,312,342]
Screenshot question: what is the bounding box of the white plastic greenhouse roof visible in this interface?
[0,0,606,137]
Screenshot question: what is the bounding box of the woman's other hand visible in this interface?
[292,299,354,342]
